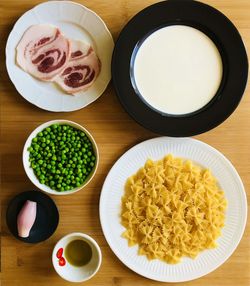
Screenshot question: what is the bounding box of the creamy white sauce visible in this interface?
[132,25,223,115]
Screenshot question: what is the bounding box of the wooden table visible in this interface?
[1,0,249,285]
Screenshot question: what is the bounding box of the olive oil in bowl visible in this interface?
[65,239,92,267]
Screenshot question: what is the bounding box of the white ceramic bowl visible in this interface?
[52,232,102,282]
[23,120,99,195]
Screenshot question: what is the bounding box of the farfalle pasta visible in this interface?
[121,154,227,264]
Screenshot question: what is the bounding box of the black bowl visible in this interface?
[112,0,248,136]
[6,190,59,243]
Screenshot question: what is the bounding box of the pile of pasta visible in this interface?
[121,154,227,264]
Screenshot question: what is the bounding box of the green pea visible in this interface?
[31,163,37,168]
[28,146,33,152]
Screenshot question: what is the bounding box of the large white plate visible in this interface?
[6,1,114,112]
[99,137,247,282]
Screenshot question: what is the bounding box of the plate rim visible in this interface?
[99,137,248,282]
[5,0,114,112]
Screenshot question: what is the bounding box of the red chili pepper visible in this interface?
[56,248,63,259]
[59,257,66,266]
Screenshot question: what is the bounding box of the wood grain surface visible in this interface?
[0,0,249,285]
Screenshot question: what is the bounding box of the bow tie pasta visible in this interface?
[121,154,227,264]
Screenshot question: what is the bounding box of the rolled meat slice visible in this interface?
[16,24,71,81]
[55,39,101,94]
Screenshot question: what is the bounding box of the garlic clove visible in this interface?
[17,200,37,238]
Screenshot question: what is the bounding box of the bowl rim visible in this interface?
[52,232,102,282]
[22,119,99,195]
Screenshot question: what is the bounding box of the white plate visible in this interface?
[6,1,114,112]
[99,137,247,282]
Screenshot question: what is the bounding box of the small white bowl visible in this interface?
[23,120,99,195]
[52,233,102,282]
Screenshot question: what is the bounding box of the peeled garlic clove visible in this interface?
[17,200,37,238]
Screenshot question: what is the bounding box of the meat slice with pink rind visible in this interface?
[16,24,71,81]
[55,39,101,94]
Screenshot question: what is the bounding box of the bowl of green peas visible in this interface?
[23,120,99,195]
